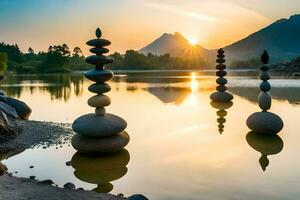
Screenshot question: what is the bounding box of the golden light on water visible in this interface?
[190,72,199,93]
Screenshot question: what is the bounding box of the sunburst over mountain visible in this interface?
[139,32,214,67]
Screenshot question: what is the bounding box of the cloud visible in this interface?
[137,1,218,22]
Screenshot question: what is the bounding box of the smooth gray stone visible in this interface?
[260,71,270,80]
[85,55,113,65]
[216,58,225,64]
[85,69,113,82]
[216,64,226,70]
[89,47,109,54]
[246,112,284,135]
[72,113,127,137]
[210,101,233,110]
[71,131,130,154]
[88,94,111,107]
[86,38,111,47]
[260,81,271,92]
[217,53,225,59]
[88,83,111,94]
[216,85,227,92]
[258,92,272,111]
[260,64,270,71]
[95,107,106,116]
[210,91,233,102]
[128,194,149,200]
[216,70,226,77]
[216,77,227,85]
[64,182,75,189]
[0,102,19,119]
[0,96,31,119]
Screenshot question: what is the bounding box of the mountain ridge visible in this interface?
[139,14,300,66]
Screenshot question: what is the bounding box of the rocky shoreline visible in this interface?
[0,120,148,200]
[0,173,126,200]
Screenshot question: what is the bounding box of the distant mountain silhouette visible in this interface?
[139,32,214,67]
[139,14,300,66]
[224,14,300,63]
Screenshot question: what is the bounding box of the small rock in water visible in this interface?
[63,182,75,189]
[29,176,35,180]
[77,188,84,191]
[39,179,54,185]
[128,194,149,200]
[29,166,34,169]
[65,161,72,166]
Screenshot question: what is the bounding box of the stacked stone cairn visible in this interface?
[210,48,233,102]
[246,51,284,135]
[72,28,129,154]
[210,101,233,134]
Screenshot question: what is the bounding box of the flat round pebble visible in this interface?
[71,131,130,153]
[210,91,233,102]
[246,112,284,135]
[128,194,150,200]
[88,95,111,107]
[85,69,113,82]
[85,55,113,65]
[88,83,111,94]
[216,77,227,85]
[72,113,127,137]
[260,81,271,92]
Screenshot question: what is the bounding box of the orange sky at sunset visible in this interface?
[1,0,299,55]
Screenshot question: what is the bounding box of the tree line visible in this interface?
[0,42,212,73]
[0,42,89,73]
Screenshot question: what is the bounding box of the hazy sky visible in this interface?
[0,0,299,55]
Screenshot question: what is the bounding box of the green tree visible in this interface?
[38,44,70,72]
[0,52,8,74]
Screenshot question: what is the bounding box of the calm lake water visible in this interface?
[1,71,300,199]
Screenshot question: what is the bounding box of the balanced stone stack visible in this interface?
[246,51,284,135]
[210,48,233,102]
[72,28,129,154]
[210,101,233,134]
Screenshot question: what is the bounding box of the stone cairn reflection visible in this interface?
[72,28,129,154]
[210,48,233,102]
[71,149,130,193]
[246,131,283,171]
[210,101,233,134]
[246,51,284,135]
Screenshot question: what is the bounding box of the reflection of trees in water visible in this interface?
[230,87,300,105]
[0,74,84,102]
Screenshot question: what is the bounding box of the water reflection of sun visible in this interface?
[190,72,199,93]
[185,72,199,106]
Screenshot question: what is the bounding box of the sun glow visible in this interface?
[188,38,198,45]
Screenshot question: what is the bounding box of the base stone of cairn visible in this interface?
[246,51,283,135]
[210,49,233,102]
[72,28,129,154]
